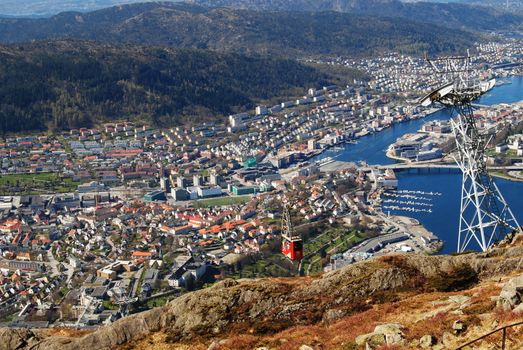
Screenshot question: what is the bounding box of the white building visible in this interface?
[229,113,251,128]
[370,169,398,189]
[255,106,268,116]
[197,186,222,198]
[77,181,106,193]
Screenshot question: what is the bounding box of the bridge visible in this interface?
[362,163,523,172]
[318,159,523,174]
[374,163,459,171]
[491,62,522,70]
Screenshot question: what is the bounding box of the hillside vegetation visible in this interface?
[0,40,333,133]
[0,2,479,57]
[189,0,523,31]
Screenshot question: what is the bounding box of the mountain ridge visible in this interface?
[0,2,480,57]
[187,0,523,31]
[0,0,518,19]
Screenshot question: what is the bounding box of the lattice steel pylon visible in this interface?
[281,204,295,240]
[281,203,303,261]
[420,52,520,252]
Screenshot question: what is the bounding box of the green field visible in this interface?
[145,293,179,308]
[193,195,251,208]
[506,149,518,157]
[0,172,81,195]
[231,253,297,279]
[102,300,119,311]
[302,228,370,274]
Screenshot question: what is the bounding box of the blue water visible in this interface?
[390,172,522,254]
[478,76,523,105]
[313,76,523,253]
[311,109,450,165]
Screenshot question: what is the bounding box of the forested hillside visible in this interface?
[0,2,479,57]
[189,0,523,31]
[0,41,333,133]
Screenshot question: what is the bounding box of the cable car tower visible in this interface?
[419,51,520,252]
[281,204,303,261]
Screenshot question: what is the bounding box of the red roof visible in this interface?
[132,251,152,257]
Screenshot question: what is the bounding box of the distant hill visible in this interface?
[3,0,521,21]
[402,0,523,14]
[0,2,479,57]
[0,0,177,17]
[188,0,523,31]
[0,40,333,133]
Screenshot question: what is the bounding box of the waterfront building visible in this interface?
[370,169,398,189]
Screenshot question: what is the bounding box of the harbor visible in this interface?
[316,76,523,254]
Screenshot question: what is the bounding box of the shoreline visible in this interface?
[385,148,409,162]
[490,171,523,183]
[310,106,444,164]
[375,210,443,255]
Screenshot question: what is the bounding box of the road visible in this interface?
[46,251,75,282]
[46,250,60,277]
[376,213,438,251]
[131,268,144,299]
[507,171,523,181]
[106,235,117,258]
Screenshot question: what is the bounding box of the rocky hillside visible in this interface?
[3,233,523,350]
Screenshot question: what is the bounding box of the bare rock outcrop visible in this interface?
[0,329,39,350]
[497,274,523,309]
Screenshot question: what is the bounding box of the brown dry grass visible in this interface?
[209,284,512,350]
[493,307,523,325]
[268,276,316,286]
[120,332,208,350]
[406,311,453,341]
[215,297,416,349]
[216,335,263,350]
[48,328,93,338]
[375,345,404,350]
[120,282,523,350]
